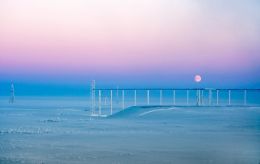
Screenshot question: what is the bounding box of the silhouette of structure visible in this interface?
[9,82,15,103]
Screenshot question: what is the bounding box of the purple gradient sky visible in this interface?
[0,0,260,90]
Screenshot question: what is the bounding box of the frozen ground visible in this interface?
[0,97,260,164]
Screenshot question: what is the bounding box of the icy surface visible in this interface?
[0,97,260,164]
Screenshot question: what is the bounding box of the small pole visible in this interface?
[160,90,162,105]
[91,80,96,115]
[98,90,101,115]
[209,89,212,106]
[9,82,15,104]
[147,90,150,105]
[186,90,189,105]
[199,90,201,106]
[197,89,201,106]
[244,90,247,106]
[216,90,219,105]
[134,90,137,106]
[110,90,113,115]
[173,90,176,105]
[122,90,125,109]
[201,90,204,105]
[116,86,119,103]
[228,90,231,106]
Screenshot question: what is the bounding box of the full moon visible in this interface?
[194,75,202,83]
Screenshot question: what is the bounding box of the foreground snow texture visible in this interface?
[0,98,260,164]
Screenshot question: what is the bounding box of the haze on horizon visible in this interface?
[0,0,260,95]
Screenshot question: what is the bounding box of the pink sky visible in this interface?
[0,0,259,86]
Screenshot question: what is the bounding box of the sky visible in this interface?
[0,0,260,95]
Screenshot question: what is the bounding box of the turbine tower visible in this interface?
[9,82,15,103]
